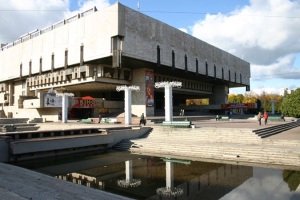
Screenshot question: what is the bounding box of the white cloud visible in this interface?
[178,28,188,33]
[0,0,110,44]
[191,0,300,95]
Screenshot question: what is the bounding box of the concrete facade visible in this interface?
[0,2,250,121]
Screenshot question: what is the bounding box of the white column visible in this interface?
[62,95,68,123]
[56,91,74,123]
[124,89,132,125]
[125,160,133,182]
[155,81,182,122]
[165,85,173,122]
[116,85,140,125]
[166,161,174,190]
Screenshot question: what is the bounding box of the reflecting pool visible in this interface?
[17,151,300,200]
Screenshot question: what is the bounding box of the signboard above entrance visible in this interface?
[72,96,96,108]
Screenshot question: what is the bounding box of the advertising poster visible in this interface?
[44,93,62,107]
[146,71,154,107]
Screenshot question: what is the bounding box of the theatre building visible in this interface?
[0,2,250,121]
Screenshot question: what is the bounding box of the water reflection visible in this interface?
[117,160,142,188]
[17,151,300,200]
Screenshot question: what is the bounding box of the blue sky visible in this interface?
[1,0,299,95]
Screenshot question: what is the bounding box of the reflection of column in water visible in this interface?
[156,160,183,197]
[117,160,141,188]
[166,161,174,190]
[126,160,132,183]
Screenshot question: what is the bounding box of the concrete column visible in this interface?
[62,95,68,123]
[210,84,228,105]
[166,161,174,190]
[125,160,133,182]
[116,85,140,125]
[124,89,132,125]
[56,92,74,123]
[165,85,173,122]
[155,81,182,122]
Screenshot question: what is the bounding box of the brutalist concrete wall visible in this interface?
[119,3,250,86]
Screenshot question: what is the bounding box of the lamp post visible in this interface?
[56,92,74,123]
[155,81,182,122]
[116,85,140,125]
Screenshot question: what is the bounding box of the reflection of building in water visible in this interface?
[56,173,105,190]
[54,156,253,199]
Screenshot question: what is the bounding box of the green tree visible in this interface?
[236,94,244,103]
[228,94,236,103]
[281,88,300,117]
[243,92,258,104]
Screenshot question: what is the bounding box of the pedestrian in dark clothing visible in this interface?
[281,113,285,121]
[139,113,146,125]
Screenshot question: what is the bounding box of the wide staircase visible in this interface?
[253,119,300,138]
[113,125,300,168]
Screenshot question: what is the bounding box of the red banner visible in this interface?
[221,103,255,109]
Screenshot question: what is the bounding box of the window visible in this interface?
[51,53,54,72]
[240,73,242,83]
[172,50,175,70]
[20,63,22,78]
[124,70,131,80]
[185,54,187,72]
[65,50,68,68]
[196,58,198,74]
[39,58,42,74]
[222,68,224,80]
[157,45,160,66]
[104,66,114,78]
[214,65,216,78]
[112,36,123,68]
[29,60,32,76]
[205,61,208,76]
[80,45,84,66]
[235,72,237,82]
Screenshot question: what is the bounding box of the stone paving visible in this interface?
[0,116,299,199]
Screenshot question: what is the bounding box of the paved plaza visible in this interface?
[0,115,299,199]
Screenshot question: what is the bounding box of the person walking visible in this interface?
[263,111,269,125]
[139,113,146,126]
[257,112,262,125]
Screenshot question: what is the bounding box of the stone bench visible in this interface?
[161,121,192,128]
[79,118,93,123]
[268,116,285,121]
[216,116,229,121]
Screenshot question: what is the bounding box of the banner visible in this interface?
[221,103,256,109]
[44,93,62,107]
[145,71,154,107]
